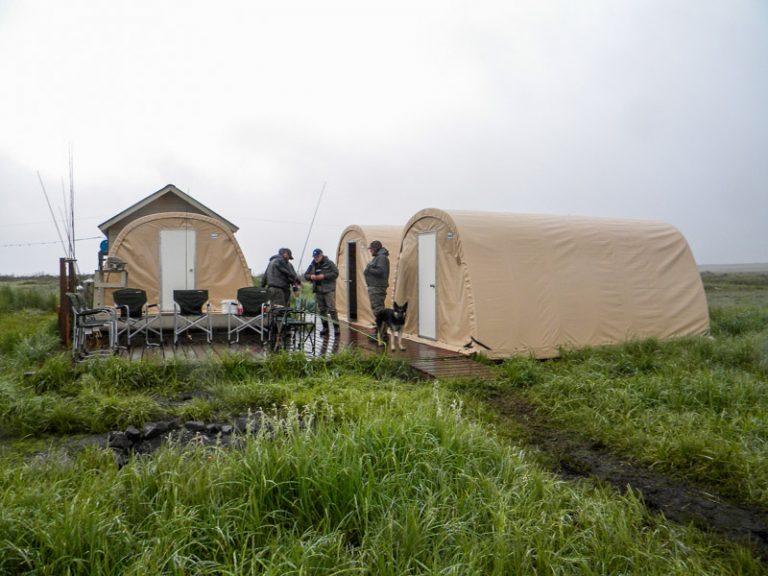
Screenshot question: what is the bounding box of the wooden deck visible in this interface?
[111,317,495,381]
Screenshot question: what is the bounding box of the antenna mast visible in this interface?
[297,181,326,272]
[37,171,69,258]
[69,145,75,261]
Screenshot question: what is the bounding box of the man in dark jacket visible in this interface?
[261,247,301,307]
[363,240,390,319]
[304,248,340,336]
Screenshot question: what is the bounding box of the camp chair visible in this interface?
[173,289,213,345]
[66,291,118,360]
[268,299,316,353]
[113,288,162,347]
[228,286,270,344]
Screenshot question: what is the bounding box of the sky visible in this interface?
[1,0,767,276]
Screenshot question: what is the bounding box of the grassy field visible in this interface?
[0,273,766,573]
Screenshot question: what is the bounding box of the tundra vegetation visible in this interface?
[0,272,766,574]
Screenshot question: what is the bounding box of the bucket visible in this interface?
[221,299,240,314]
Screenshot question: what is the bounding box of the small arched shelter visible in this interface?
[335,225,401,326]
[394,208,709,359]
[99,185,252,311]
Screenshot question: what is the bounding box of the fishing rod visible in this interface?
[297,181,326,273]
[37,171,69,258]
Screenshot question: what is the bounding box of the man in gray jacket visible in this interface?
[261,247,301,307]
[363,240,390,320]
[304,248,340,336]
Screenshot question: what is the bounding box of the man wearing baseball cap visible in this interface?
[304,248,340,336]
[261,247,302,306]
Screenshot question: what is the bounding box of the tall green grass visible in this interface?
[0,284,57,314]
[0,312,58,359]
[0,394,761,575]
[0,350,413,438]
[496,302,768,508]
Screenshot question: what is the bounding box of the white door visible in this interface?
[160,229,196,311]
[418,232,437,339]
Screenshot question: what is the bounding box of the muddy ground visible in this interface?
[489,392,768,562]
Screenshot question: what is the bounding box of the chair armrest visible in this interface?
[77,306,116,318]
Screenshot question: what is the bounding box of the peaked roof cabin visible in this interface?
[97,184,252,311]
[98,184,238,246]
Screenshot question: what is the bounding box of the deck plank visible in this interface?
[113,319,493,380]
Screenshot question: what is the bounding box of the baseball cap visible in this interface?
[312,248,323,257]
[279,247,293,260]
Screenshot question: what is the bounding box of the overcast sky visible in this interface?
[1,0,766,276]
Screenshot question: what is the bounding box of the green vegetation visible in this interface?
[491,273,768,508]
[0,273,766,572]
[0,385,762,574]
[0,278,58,314]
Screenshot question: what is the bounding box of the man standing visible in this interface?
[262,247,301,307]
[304,248,340,336]
[364,240,390,319]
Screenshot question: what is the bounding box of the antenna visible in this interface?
[69,145,75,262]
[60,178,74,259]
[37,171,69,258]
[297,181,326,272]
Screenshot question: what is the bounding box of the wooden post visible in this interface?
[58,258,78,346]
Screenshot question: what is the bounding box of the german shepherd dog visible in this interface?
[375,302,408,351]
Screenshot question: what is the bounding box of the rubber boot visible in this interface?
[330,311,341,335]
[319,319,330,337]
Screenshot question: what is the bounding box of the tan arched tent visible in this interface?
[335,225,401,326]
[110,212,252,311]
[394,208,709,359]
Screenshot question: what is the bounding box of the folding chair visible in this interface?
[267,306,294,352]
[173,289,213,345]
[228,286,270,344]
[268,301,316,353]
[66,292,118,360]
[289,299,317,352]
[113,288,162,347]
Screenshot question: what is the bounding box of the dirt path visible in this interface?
[489,393,768,562]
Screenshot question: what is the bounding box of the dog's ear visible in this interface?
[401,302,408,312]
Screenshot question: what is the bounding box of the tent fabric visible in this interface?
[108,212,252,311]
[335,225,402,326]
[394,208,710,359]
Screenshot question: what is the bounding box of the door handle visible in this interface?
[429,284,435,288]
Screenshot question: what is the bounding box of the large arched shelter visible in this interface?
[335,225,401,327]
[394,208,709,359]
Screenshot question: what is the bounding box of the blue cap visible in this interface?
[312,248,323,257]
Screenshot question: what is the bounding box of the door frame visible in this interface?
[160,228,196,311]
[417,231,437,339]
[346,240,358,321]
